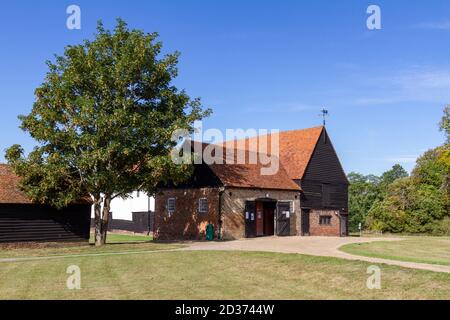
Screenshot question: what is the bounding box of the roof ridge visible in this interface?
[223,126,324,141]
[191,126,324,145]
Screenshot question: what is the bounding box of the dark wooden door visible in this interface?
[245,201,256,238]
[340,215,348,236]
[256,202,264,236]
[301,209,310,236]
[263,205,275,236]
[276,202,290,236]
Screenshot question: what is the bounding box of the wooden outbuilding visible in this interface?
[0,165,91,243]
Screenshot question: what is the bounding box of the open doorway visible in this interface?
[301,209,310,236]
[340,214,348,237]
[255,200,276,237]
[245,199,279,238]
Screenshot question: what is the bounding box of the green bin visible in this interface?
[206,223,214,241]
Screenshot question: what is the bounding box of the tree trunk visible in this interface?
[94,196,103,246]
[99,194,112,245]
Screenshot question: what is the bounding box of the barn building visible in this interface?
[154,126,349,240]
[0,165,92,243]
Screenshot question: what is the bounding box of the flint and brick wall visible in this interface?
[154,188,220,240]
[221,188,301,240]
[308,209,341,236]
[155,188,345,240]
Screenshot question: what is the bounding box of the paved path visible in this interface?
[1,236,449,274]
[185,236,450,274]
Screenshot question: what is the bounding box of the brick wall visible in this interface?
[221,188,301,240]
[308,209,341,236]
[154,188,220,240]
[155,187,344,239]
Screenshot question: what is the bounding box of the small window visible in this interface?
[167,198,176,215]
[319,216,332,225]
[199,198,208,213]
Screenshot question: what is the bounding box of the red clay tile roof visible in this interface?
[225,126,324,180]
[0,164,32,204]
[190,141,301,191]
[0,164,93,205]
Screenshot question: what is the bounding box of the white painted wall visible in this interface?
[91,191,155,221]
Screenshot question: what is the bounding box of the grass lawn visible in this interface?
[0,247,449,299]
[90,232,153,244]
[340,237,450,266]
[0,233,180,259]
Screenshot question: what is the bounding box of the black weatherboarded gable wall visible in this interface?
[0,204,91,243]
[298,129,349,210]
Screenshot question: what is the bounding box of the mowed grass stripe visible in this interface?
[340,237,450,266]
[0,242,183,260]
[0,251,449,300]
[0,248,183,263]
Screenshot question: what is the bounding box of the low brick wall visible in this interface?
[154,188,220,240]
[308,209,341,236]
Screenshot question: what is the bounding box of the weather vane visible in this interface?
[320,108,329,126]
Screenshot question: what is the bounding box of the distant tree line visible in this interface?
[348,106,450,235]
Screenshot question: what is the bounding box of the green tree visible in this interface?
[347,172,381,232]
[436,105,450,192]
[412,147,449,192]
[366,145,449,234]
[366,178,446,233]
[380,164,409,191]
[5,20,210,246]
[357,107,450,234]
[439,105,450,143]
[407,184,446,232]
[347,165,408,233]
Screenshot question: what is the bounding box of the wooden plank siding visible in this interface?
[0,204,91,243]
[297,130,349,211]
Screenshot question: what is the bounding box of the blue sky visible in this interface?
[0,0,449,175]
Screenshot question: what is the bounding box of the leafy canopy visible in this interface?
[347,172,382,232]
[347,164,409,232]
[366,147,449,234]
[6,19,210,208]
[380,164,409,187]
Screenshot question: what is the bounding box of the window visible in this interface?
[319,216,332,225]
[278,201,295,213]
[199,198,208,213]
[167,198,176,215]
